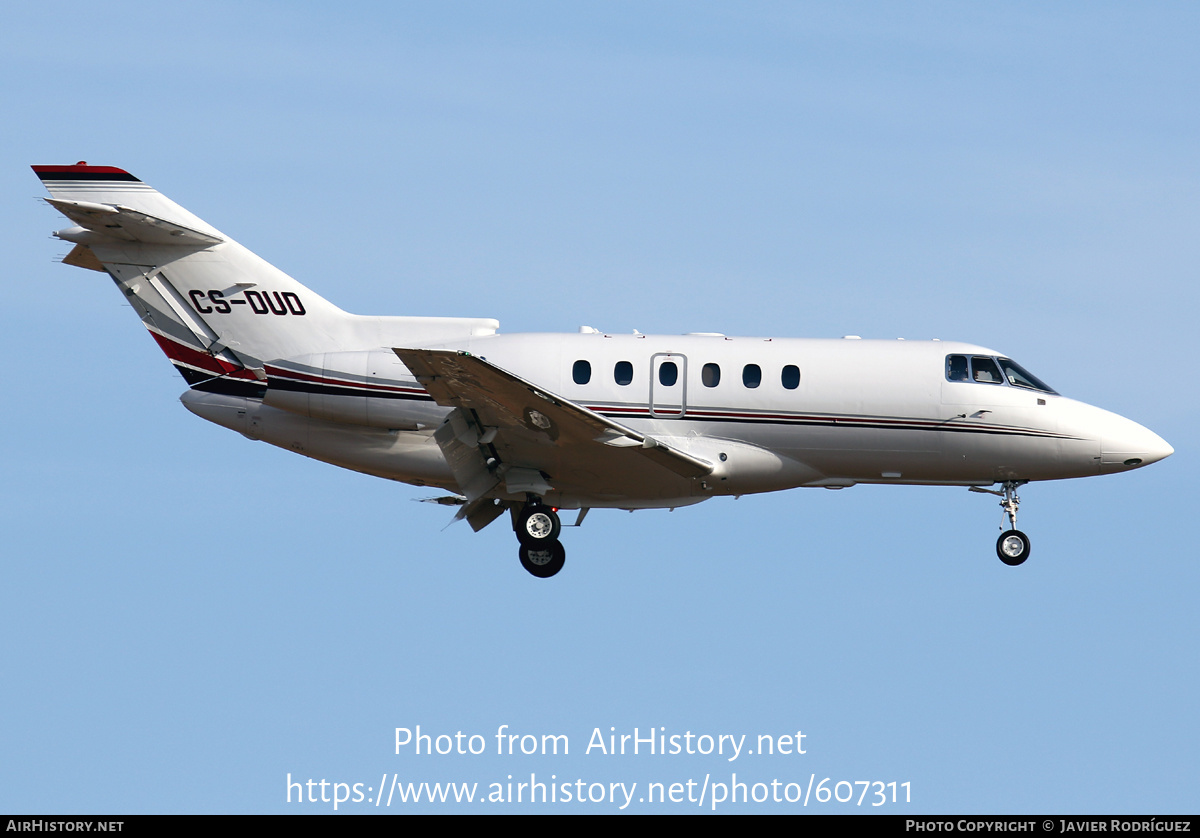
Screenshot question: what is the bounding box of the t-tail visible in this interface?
[33,163,497,398]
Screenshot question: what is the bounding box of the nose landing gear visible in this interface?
[971,481,1031,566]
[514,501,565,578]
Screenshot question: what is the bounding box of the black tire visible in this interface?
[996,529,1031,566]
[519,540,566,578]
[516,505,561,546]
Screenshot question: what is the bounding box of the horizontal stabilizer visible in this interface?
[46,198,223,246]
[62,244,105,272]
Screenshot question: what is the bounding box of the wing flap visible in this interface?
[394,349,714,490]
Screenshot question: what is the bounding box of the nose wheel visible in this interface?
[996,529,1031,566]
[972,481,1031,566]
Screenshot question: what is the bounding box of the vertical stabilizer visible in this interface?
[34,163,350,395]
[35,163,502,397]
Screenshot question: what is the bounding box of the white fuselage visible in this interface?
[183,330,1171,510]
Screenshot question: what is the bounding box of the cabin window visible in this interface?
[659,361,679,387]
[947,355,969,381]
[702,363,721,387]
[614,361,633,386]
[781,364,800,389]
[972,356,1003,384]
[573,360,591,385]
[743,364,761,389]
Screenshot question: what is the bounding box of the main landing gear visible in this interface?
[514,501,565,578]
[971,480,1031,566]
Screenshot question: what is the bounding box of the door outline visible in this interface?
[649,353,687,418]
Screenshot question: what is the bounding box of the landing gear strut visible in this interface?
[514,501,565,578]
[972,481,1031,566]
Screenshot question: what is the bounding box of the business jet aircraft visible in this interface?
[33,163,1173,577]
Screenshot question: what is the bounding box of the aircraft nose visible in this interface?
[1100,417,1173,472]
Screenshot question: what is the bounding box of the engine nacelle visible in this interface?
[658,436,824,494]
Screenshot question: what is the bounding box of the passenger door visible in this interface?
[649,353,687,418]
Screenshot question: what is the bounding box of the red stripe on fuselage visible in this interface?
[264,365,425,395]
[148,331,259,379]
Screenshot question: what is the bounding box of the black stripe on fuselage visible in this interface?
[595,409,1077,441]
[184,375,1075,442]
[268,377,435,402]
[178,367,267,398]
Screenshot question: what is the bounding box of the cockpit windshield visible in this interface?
[997,358,1057,394]
[945,354,1057,395]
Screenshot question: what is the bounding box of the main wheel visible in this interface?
[996,529,1031,566]
[519,540,566,578]
[516,505,561,546]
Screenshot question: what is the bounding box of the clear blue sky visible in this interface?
[2,1,1195,813]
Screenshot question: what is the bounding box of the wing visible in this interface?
[394,348,713,523]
